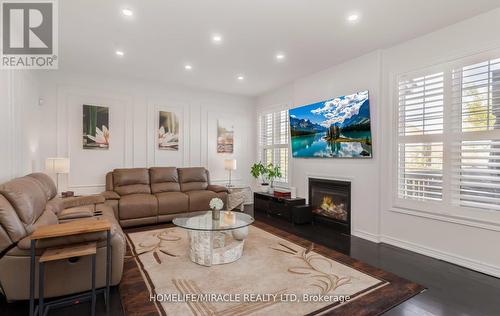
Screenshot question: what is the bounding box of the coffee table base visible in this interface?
[188,227,249,266]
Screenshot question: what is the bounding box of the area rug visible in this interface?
[119,222,424,315]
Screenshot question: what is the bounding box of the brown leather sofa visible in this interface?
[0,173,126,301]
[102,167,228,227]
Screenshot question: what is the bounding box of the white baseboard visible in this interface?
[380,235,500,278]
[352,229,381,243]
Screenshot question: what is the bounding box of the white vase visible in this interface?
[259,184,269,193]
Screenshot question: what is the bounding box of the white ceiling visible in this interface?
[58,0,500,96]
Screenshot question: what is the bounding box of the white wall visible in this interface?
[35,72,255,194]
[0,70,41,183]
[257,8,500,277]
[257,51,383,241]
[379,8,500,277]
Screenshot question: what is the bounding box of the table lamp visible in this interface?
[45,157,70,194]
[224,159,237,187]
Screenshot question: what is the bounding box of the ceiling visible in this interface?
[58,0,500,96]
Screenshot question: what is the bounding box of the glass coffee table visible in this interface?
[173,211,254,266]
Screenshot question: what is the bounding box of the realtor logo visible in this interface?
[1,0,58,69]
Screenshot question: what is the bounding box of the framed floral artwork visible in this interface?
[158,111,179,150]
[82,104,109,149]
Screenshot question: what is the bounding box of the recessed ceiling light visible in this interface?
[347,13,360,23]
[184,64,193,70]
[276,53,285,61]
[115,50,124,56]
[212,34,223,43]
[122,8,133,17]
[237,75,245,81]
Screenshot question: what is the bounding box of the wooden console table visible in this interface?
[254,192,306,222]
[29,219,112,316]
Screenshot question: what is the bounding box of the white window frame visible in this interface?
[257,105,291,187]
[392,48,500,227]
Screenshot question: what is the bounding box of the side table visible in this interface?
[38,242,98,316]
[29,218,112,316]
[227,185,253,212]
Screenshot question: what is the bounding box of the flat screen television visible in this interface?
[289,90,372,158]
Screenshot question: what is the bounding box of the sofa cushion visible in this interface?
[0,177,47,227]
[118,194,158,220]
[156,192,189,215]
[27,173,57,200]
[113,168,151,196]
[178,167,209,192]
[150,167,180,193]
[0,194,26,245]
[185,190,219,211]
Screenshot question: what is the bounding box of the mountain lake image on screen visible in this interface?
[289,90,372,158]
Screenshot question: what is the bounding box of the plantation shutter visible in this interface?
[398,72,444,201]
[258,109,289,185]
[451,58,500,211]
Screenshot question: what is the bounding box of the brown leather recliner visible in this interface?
[102,167,228,227]
[0,173,126,301]
[178,167,228,211]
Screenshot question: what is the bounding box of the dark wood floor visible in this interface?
[0,286,123,316]
[2,207,499,316]
[255,210,500,316]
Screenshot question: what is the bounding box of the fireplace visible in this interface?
[308,178,351,234]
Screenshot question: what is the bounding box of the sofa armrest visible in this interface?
[62,195,105,209]
[36,231,107,249]
[207,185,228,193]
[101,191,120,200]
[24,218,112,250]
[58,205,95,221]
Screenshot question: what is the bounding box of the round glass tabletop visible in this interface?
[173,211,254,231]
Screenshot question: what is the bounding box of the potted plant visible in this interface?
[251,162,269,188]
[250,162,282,193]
[266,163,282,190]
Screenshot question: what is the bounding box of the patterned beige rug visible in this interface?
[124,225,394,315]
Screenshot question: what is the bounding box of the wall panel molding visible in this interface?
[57,86,133,193]
[146,100,189,168]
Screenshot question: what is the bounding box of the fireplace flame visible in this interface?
[318,196,347,221]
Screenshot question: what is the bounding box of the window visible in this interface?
[451,58,500,211]
[258,109,289,185]
[398,72,444,201]
[397,53,500,213]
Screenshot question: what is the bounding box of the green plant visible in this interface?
[266,163,282,187]
[250,162,269,184]
[250,162,282,186]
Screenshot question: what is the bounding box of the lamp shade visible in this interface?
[45,158,70,174]
[224,159,237,171]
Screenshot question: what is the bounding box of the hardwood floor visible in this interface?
[1,207,499,315]
[0,286,123,316]
[254,210,500,316]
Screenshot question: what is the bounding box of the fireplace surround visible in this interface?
[308,178,351,234]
